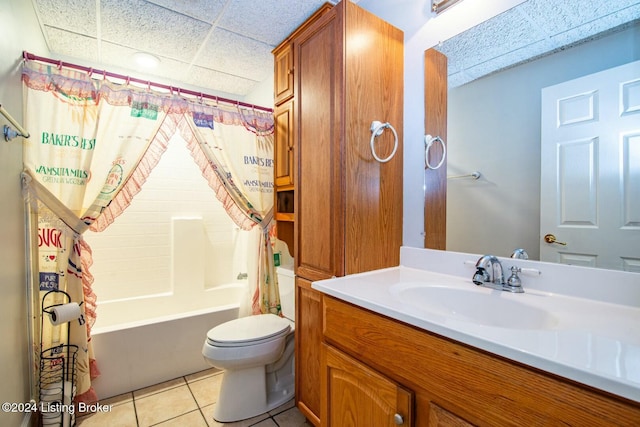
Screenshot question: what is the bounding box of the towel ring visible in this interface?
[424,134,446,169]
[370,121,398,163]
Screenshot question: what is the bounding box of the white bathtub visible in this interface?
[90,283,246,399]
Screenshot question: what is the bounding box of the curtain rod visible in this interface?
[22,51,274,113]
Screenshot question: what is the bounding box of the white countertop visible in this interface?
[312,247,640,403]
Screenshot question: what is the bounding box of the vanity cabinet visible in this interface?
[322,343,413,426]
[291,1,404,424]
[321,295,640,426]
[295,277,323,425]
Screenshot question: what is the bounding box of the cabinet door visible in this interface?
[322,344,413,427]
[295,7,344,281]
[295,277,323,425]
[274,100,295,188]
[274,43,294,104]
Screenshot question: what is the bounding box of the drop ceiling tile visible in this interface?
[188,65,258,96]
[549,4,640,48]
[146,0,227,23]
[559,0,639,28]
[216,0,330,45]
[100,0,212,62]
[99,41,192,84]
[516,0,581,39]
[35,0,97,36]
[44,26,99,62]
[198,28,273,82]
[437,5,543,75]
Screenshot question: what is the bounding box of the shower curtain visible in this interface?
[22,60,277,404]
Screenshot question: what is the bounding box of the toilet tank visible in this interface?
[277,267,295,321]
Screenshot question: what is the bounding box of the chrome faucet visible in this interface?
[510,248,529,260]
[472,255,524,293]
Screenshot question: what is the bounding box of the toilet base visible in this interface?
[212,368,295,423]
[212,337,295,423]
[214,366,266,422]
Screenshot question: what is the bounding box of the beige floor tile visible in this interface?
[100,392,134,407]
[188,373,224,407]
[273,407,309,427]
[268,399,295,416]
[186,368,222,383]
[250,419,278,427]
[76,401,137,427]
[133,377,186,400]
[201,403,269,427]
[135,385,198,427]
[152,409,208,427]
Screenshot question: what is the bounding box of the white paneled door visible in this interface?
[540,60,640,271]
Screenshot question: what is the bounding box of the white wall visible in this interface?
[0,1,48,425]
[447,24,640,259]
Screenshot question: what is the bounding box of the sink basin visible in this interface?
[390,283,558,329]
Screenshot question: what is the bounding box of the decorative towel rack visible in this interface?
[0,103,30,141]
[448,171,481,180]
[424,134,446,169]
[369,120,399,163]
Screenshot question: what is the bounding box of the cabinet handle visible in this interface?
[394,413,404,425]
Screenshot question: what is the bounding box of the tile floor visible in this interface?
[76,368,312,427]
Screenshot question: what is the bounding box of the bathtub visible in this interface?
[90,283,246,399]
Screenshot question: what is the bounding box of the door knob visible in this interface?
[544,234,567,245]
[393,413,404,425]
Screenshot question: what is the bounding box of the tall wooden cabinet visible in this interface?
[272,4,332,253]
[289,1,404,425]
[294,0,403,283]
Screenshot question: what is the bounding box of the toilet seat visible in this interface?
[206,314,291,348]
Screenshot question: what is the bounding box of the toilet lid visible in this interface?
[207,314,291,347]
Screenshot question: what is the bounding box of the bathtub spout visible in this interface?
[237,272,248,280]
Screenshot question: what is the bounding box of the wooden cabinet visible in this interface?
[274,100,295,246]
[295,277,323,425]
[294,0,403,281]
[290,2,404,425]
[322,343,413,426]
[272,3,332,253]
[274,43,294,105]
[274,100,294,189]
[321,295,640,426]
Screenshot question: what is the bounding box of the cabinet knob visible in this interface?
[394,413,404,425]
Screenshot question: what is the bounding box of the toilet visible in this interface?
[202,266,295,422]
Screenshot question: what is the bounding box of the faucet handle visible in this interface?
[506,266,524,292]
